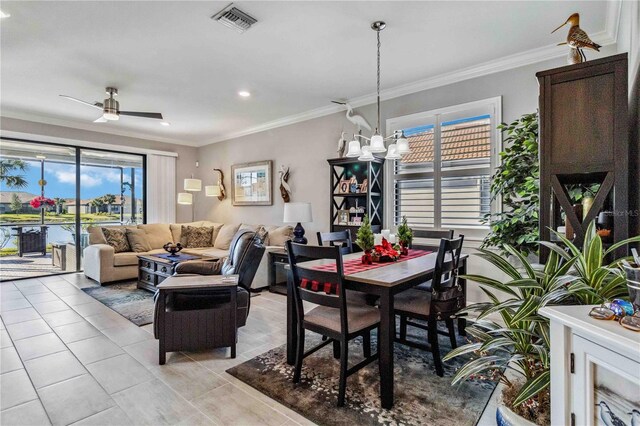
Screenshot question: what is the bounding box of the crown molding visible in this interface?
[0,111,200,147]
[202,0,621,147]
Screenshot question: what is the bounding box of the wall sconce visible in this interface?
[205,168,226,201]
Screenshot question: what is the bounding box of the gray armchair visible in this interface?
[153,230,266,362]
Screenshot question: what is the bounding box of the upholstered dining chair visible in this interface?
[153,230,265,362]
[287,241,380,407]
[316,230,353,254]
[394,235,465,377]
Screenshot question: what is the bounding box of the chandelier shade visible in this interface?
[345,139,362,157]
[358,146,375,162]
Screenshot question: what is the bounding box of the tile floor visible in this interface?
[0,273,498,425]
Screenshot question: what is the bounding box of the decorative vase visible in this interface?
[496,404,537,426]
[362,250,373,265]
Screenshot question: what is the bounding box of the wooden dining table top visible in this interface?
[292,251,469,287]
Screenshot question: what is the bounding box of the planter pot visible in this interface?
[362,250,373,265]
[496,404,537,426]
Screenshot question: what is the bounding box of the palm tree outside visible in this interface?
[0,159,29,188]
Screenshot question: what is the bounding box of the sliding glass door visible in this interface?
[0,139,146,281]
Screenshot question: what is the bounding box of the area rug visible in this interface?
[227,327,497,426]
[82,281,154,326]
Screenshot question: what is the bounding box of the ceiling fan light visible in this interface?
[103,112,119,121]
[369,133,386,153]
[345,140,362,157]
[358,146,375,162]
[385,144,401,160]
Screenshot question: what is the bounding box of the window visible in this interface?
[387,98,500,237]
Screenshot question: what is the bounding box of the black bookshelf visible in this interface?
[328,157,384,243]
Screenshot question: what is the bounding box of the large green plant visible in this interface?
[446,221,640,424]
[542,221,640,304]
[482,113,539,257]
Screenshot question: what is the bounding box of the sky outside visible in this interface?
[6,160,144,201]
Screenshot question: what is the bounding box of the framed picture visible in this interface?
[338,180,351,194]
[231,160,272,206]
[360,178,368,193]
[337,209,349,225]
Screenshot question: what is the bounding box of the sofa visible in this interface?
[83,221,293,289]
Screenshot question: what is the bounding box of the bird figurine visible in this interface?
[337,131,347,157]
[278,165,291,203]
[331,100,372,132]
[596,401,628,426]
[552,13,601,64]
[629,409,640,426]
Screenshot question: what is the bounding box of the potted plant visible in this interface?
[396,215,413,256]
[481,113,539,258]
[445,221,640,425]
[355,215,374,265]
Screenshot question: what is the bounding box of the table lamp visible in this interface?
[283,202,313,244]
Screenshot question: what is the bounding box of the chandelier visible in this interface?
[345,21,411,161]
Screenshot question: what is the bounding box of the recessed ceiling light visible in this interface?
[0,10,11,18]
[160,122,170,126]
[238,91,251,98]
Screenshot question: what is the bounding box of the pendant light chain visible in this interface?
[376,28,381,134]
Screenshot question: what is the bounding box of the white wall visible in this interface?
[193,48,613,303]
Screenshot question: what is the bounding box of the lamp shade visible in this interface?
[396,133,410,154]
[385,144,401,160]
[205,185,221,197]
[283,202,313,223]
[184,178,202,192]
[177,192,193,205]
[358,145,375,162]
[369,133,386,153]
[345,140,362,157]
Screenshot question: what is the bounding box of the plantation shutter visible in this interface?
[394,114,493,230]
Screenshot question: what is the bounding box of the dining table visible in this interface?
[285,250,469,409]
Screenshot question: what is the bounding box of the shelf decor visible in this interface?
[231,160,272,206]
[328,157,384,245]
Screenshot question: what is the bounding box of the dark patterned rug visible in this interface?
[82,281,154,326]
[227,327,497,425]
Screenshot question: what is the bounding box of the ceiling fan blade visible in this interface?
[93,117,108,123]
[119,111,163,119]
[59,95,103,110]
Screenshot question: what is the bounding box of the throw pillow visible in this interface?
[126,228,152,253]
[102,227,131,253]
[182,226,214,248]
[213,224,240,250]
[265,225,294,246]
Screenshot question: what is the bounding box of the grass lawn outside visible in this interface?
[0,213,121,224]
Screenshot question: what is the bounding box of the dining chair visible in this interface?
[286,241,380,407]
[316,230,353,254]
[410,229,455,292]
[394,235,465,377]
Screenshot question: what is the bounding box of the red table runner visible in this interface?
[301,249,432,294]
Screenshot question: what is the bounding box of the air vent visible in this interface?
[211,3,257,33]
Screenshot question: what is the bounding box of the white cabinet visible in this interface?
[539,306,640,426]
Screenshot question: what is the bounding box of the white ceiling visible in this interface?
[0,1,616,147]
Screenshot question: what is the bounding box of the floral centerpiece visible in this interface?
[29,196,55,209]
[355,215,375,264]
[372,238,400,262]
[396,216,413,256]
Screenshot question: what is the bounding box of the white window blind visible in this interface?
[392,102,497,232]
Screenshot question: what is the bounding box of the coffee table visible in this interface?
[137,253,214,292]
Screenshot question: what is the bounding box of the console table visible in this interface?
[539,305,640,426]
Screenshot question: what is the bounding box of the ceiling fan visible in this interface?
[59,87,163,123]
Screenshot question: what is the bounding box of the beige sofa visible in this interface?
[83,221,292,289]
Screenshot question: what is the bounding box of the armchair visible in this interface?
[153,230,266,363]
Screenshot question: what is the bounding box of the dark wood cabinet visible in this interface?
[537,53,629,261]
[328,157,384,246]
